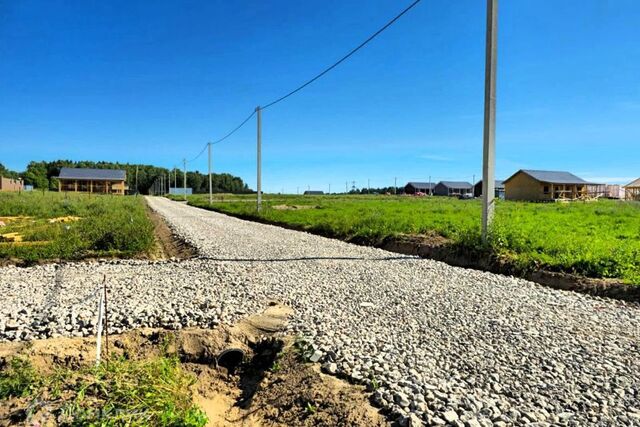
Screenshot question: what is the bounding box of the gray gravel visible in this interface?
[1,196,639,426]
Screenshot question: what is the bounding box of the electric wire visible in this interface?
[186,0,421,160]
[260,0,422,110]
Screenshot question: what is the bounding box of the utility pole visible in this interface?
[183,159,187,201]
[482,0,498,242]
[328,183,331,194]
[429,175,432,195]
[174,167,177,192]
[256,106,262,211]
[297,186,299,195]
[345,181,348,193]
[367,179,370,194]
[135,165,139,196]
[394,177,397,195]
[208,142,213,204]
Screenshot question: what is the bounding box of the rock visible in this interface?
[322,362,338,375]
[309,350,323,363]
[394,392,411,408]
[442,410,459,423]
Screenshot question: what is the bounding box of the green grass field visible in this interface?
[174,194,640,284]
[0,192,154,262]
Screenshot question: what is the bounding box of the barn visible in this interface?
[433,181,473,197]
[57,167,128,195]
[404,182,436,195]
[625,178,640,201]
[503,169,596,201]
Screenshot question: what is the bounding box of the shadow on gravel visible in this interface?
[201,255,415,262]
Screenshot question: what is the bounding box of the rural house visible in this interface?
[503,169,598,201]
[625,178,640,201]
[473,180,505,198]
[404,182,436,195]
[303,190,324,195]
[57,167,128,195]
[433,181,473,196]
[0,176,23,192]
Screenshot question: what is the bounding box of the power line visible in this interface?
[188,143,209,163]
[261,0,422,110]
[211,110,256,145]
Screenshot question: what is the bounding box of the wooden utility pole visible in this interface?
[481,0,498,242]
[256,107,262,211]
[208,142,213,204]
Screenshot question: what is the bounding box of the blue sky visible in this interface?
[1,0,639,192]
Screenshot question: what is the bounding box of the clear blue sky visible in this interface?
[1,0,639,192]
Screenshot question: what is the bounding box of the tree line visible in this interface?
[0,161,252,194]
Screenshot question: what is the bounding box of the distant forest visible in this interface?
[0,161,252,195]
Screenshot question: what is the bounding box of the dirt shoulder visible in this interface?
[145,204,197,260]
[0,303,388,427]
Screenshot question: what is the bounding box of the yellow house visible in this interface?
[57,167,128,195]
[625,178,640,201]
[504,170,594,201]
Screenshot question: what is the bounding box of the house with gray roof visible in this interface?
[503,169,594,201]
[57,167,128,195]
[433,181,473,196]
[404,182,436,195]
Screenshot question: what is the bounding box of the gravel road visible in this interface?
[1,196,639,426]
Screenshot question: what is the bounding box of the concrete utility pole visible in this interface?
[208,142,213,204]
[367,179,370,194]
[345,181,348,193]
[174,167,177,191]
[328,184,331,194]
[394,177,397,195]
[183,159,187,201]
[481,0,498,242]
[256,107,262,211]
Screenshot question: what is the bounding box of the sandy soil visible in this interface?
[0,304,387,427]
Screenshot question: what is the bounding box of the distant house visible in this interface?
[625,178,640,201]
[0,176,23,192]
[473,180,505,198]
[433,181,473,196]
[404,182,436,195]
[504,169,597,201]
[604,184,625,199]
[57,167,128,195]
[303,190,324,195]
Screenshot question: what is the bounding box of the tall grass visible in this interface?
[0,192,154,261]
[181,194,640,284]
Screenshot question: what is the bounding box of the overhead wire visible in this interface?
[260,0,422,110]
[185,0,421,159]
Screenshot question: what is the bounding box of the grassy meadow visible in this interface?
[0,192,154,262]
[174,194,640,284]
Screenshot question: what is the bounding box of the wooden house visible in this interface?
[0,176,23,192]
[404,182,436,195]
[433,181,473,197]
[57,167,128,195]
[503,169,595,201]
[625,178,640,201]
